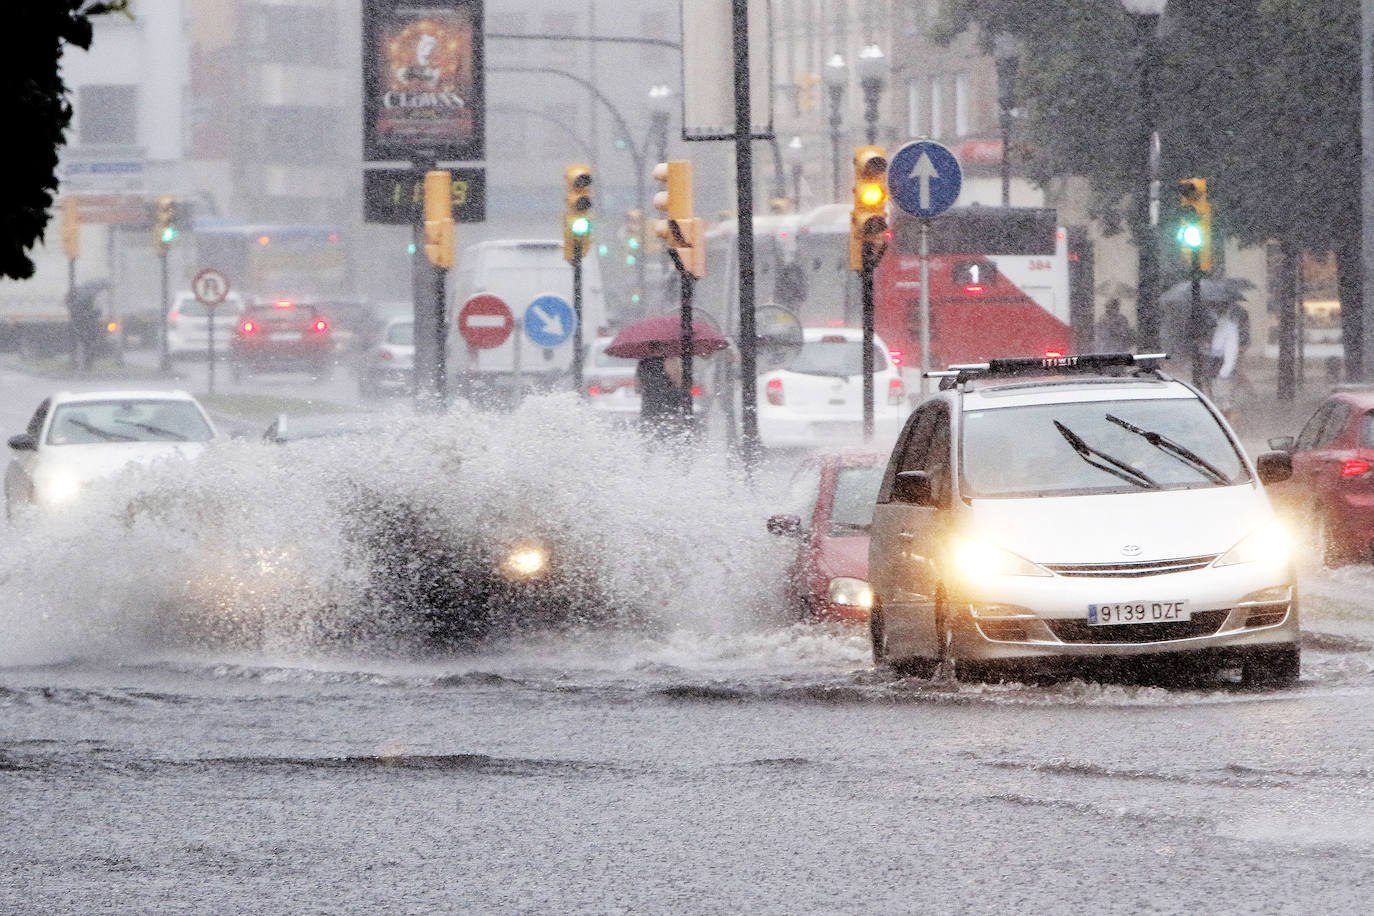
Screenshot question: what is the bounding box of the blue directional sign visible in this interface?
[888,141,963,218]
[523,294,576,348]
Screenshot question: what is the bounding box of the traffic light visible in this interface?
[153,195,178,256]
[563,164,594,262]
[850,146,888,271]
[423,170,455,269]
[652,160,705,278]
[62,197,80,260]
[1176,177,1212,273]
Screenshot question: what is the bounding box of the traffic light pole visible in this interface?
[158,250,171,373]
[572,246,585,395]
[861,254,876,442]
[1190,250,1204,389]
[675,253,696,429]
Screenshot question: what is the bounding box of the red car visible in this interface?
[767,449,887,623]
[230,300,335,380]
[1269,386,1374,565]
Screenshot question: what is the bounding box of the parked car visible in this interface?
[357,315,415,398]
[767,449,886,623]
[5,389,218,520]
[166,290,245,359]
[1266,385,1374,566]
[867,352,1300,686]
[229,300,334,380]
[584,336,642,420]
[756,327,906,450]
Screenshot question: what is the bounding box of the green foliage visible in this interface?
[0,2,129,280]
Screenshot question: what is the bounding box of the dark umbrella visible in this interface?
[1160,277,1252,307]
[604,313,729,359]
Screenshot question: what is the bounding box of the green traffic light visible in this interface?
[408,242,417,255]
[598,243,609,256]
[625,254,636,266]
[628,237,640,250]
[1178,223,1203,249]
[631,292,641,304]
[161,227,178,244]
[571,216,592,237]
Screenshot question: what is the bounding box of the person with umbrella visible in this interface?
[635,345,691,437]
[604,313,730,441]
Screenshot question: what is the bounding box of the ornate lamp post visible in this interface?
[823,53,848,200]
[1121,0,1168,352]
[857,44,888,146]
[993,33,1022,208]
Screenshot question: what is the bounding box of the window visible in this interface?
[78,85,137,145]
[954,73,970,137]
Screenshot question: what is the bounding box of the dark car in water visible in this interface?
[230,300,335,380]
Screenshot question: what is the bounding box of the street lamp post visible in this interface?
[993,33,1022,208]
[857,44,888,146]
[823,53,848,200]
[785,135,804,212]
[1122,0,1168,352]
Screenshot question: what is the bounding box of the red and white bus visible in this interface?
[699,203,1084,381]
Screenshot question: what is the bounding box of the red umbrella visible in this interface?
[604,313,729,359]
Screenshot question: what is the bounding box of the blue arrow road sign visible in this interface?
[888,141,963,218]
[524,294,576,348]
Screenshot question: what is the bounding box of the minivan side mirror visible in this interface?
[7,433,36,451]
[1267,436,1295,453]
[892,470,935,506]
[766,513,804,538]
[1256,450,1293,485]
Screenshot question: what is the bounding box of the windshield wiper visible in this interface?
[114,419,188,441]
[1053,420,1159,490]
[1105,414,1231,485]
[70,419,138,442]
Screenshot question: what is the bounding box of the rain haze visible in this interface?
[4,1,1374,913]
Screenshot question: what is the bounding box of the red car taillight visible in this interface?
[1341,458,1371,477]
[766,377,784,406]
[377,349,393,361]
[312,319,328,333]
[241,319,256,334]
[887,377,905,406]
[168,310,180,327]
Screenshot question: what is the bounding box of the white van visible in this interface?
[450,240,607,406]
[867,353,1301,686]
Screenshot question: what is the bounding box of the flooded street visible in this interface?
[3,382,1373,913]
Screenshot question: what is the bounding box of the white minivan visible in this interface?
[867,353,1300,686]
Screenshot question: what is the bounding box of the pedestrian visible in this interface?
[66,285,104,372]
[1094,298,1135,353]
[1230,302,1257,402]
[636,351,690,438]
[1208,304,1240,418]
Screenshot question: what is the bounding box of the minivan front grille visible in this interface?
[1043,555,1220,578]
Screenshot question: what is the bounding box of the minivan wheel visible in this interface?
[1242,645,1300,688]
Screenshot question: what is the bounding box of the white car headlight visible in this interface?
[826,576,873,608]
[1214,519,1291,568]
[499,539,551,581]
[38,472,82,505]
[951,537,1052,579]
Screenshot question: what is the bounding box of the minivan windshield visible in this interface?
[961,397,1247,498]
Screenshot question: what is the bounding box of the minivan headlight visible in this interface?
[827,576,873,608]
[951,537,1052,579]
[1214,519,1290,568]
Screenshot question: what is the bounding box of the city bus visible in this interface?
[698,203,1082,383]
[194,225,353,305]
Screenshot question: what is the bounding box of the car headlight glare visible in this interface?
[826,576,873,608]
[1215,519,1290,568]
[951,537,1052,579]
[499,540,551,580]
[39,473,81,504]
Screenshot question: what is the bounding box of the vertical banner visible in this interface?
[681,0,773,141]
[363,0,485,162]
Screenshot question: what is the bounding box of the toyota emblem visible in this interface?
[1120,544,1142,556]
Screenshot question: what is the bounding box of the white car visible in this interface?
[584,336,642,420]
[357,315,415,397]
[867,352,1300,686]
[5,390,219,520]
[756,327,907,449]
[166,290,245,358]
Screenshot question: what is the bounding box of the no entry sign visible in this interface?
[457,294,513,349]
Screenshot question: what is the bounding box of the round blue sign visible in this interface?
[888,141,963,218]
[523,295,576,348]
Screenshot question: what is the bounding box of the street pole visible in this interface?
[1190,250,1204,391]
[158,251,171,373]
[572,249,585,394]
[679,267,695,429]
[920,220,932,396]
[734,0,760,466]
[1129,7,1163,352]
[861,257,876,442]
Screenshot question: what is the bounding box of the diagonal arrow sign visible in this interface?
[530,303,564,338]
[909,152,940,211]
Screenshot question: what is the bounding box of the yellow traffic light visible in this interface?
[1176,178,1212,273]
[652,160,705,278]
[850,146,888,271]
[423,170,454,269]
[62,197,80,260]
[564,164,594,261]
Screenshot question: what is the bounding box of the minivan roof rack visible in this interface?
[928,352,1169,389]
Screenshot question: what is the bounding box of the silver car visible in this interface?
[867,353,1300,686]
[357,315,415,398]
